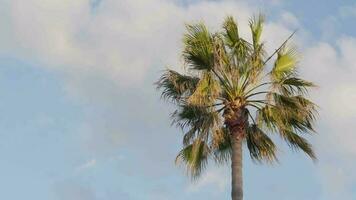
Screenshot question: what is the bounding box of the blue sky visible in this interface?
[1,0,356,199]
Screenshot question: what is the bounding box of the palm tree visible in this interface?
[156,15,317,200]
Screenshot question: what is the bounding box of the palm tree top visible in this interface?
[157,14,318,179]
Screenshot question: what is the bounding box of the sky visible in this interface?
[0,0,356,199]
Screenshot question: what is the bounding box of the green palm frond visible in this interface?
[188,72,221,106]
[256,105,316,161]
[279,129,316,160]
[291,95,318,132]
[223,16,239,48]
[256,105,279,132]
[234,40,252,71]
[256,93,317,134]
[156,69,199,102]
[277,77,316,95]
[171,103,220,131]
[246,124,277,162]
[272,92,301,110]
[273,93,317,123]
[176,139,211,178]
[248,14,266,81]
[183,23,215,71]
[223,16,251,70]
[213,34,231,71]
[249,14,264,50]
[212,127,232,164]
[271,46,298,81]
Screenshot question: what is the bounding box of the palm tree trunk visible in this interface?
[231,131,243,200]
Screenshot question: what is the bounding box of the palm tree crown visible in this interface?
[157,15,317,181]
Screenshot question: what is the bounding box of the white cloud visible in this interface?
[0,1,304,198]
[301,36,356,199]
[3,0,296,89]
[2,0,356,199]
[5,1,356,198]
[76,159,97,171]
[6,0,347,198]
[0,0,299,167]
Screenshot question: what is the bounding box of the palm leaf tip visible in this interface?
[183,23,215,71]
[249,14,265,49]
[281,130,317,161]
[246,125,277,163]
[156,69,199,102]
[278,77,316,95]
[223,16,239,47]
[271,46,299,81]
[175,139,210,179]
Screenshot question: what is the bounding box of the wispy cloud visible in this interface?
[76,159,97,171]
[2,0,356,199]
[301,37,356,199]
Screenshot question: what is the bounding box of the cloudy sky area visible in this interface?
[0,0,356,199]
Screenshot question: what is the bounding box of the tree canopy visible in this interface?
[157,15,317,178]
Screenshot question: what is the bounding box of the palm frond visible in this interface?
[223,16,251,71]
[188,72,221,106]
[256,105,316,161]
[272,92,300,110]
[156,69,199,102]
[176,139,210,178]
[249,14,265,50]
[171,103,220,130]
[246,124,277,163]
[271,46,298,81]
[257,93,317,134]
[223,16,239,48]
[279,129,316,161]
[276,77,316,96]
[212,127,232,164]
[183,23,215,71]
